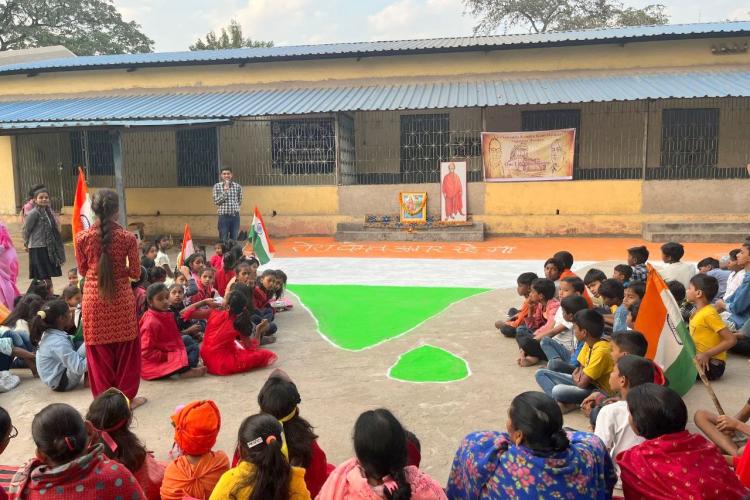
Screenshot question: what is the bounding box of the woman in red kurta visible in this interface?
[75,190,144,406]
[182,286,276,376]
[618,384,748,499]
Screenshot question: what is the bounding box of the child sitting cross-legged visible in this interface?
[210,413,312,499]
[687,273,736,381]
[535,309,613,413]
[496,272,537,338]
[86,388,166,500]
[694,397,750,457]
[168,284,203,341]
[160,400,229,500]
[139,283,206,381]
[599,279,627,332]
[594,355,657,487]
[618,384,748,499]
[516,278,560,367]
[540,295,590,375]
[8,403,144,499]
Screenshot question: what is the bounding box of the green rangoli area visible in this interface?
[286,284,488,351]
[389,345,470,382]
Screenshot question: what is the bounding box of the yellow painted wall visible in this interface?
[484,180,643,215]
[123,185,338,216]
[0,38,747,98]
[0,137,17,214]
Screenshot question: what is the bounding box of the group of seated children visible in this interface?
[0,236,293,394]
[4,368,750,499]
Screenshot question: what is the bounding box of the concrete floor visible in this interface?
[1,243,748,486]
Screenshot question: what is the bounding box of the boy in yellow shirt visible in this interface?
[687,274,736,380]
[535,309,614,413]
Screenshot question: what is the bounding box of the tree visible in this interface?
[190,19,273,51]
[463,0,669,34]
[0,0,154,55]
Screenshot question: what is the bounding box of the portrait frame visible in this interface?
[399,192,428,224]
[440,161,467,222]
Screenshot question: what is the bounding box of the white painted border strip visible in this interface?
[386,343,472,384]
[286,287,492,353]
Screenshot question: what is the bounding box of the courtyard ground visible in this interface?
[0,235,746,485]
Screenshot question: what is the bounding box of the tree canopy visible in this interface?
[463,0,669,34]
[0,0,154,54]
[190,19,273,51]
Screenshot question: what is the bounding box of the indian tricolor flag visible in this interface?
[635,264,697,396]
[72,167,94,254]
[177,224,194,268]
[249,207,275,264]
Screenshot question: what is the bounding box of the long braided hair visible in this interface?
[92,190,119,300]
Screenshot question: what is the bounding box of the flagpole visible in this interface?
[693,359,726,415]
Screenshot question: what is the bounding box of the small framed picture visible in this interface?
[399,192,427,223]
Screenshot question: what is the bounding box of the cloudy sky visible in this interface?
[112,0,750,52]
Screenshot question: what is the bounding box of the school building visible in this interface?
[0,21,748,239]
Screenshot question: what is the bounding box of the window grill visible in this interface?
[271,118,335,175]
[399,113,451,183]
[654,108,720,179]
[176,127,218,186]
[522,109,581,170]
[71,130,114,176]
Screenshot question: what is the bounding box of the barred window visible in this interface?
[177,127,218,186]
[70,130,114,176]
[660,108,719,168]
[271,118,335,175]
[522,109,581,168]
[400,113,450,183]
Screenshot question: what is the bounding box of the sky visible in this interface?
[112,0,750,52]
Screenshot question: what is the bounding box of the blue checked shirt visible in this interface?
[212,181,243,215]
[631,264,647,282]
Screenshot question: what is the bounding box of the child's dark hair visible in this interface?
[168,283,184,293]
[233,413,290,500]
[26,279,51,300]
[661,242,685,263]
[200,267,216,277]
[354,409,411,500]
[155,234,168,246]
[626,384,686,439]
[61,285,81,302]
[561,276,585,294]
[246,256,260,268]
[531,278,556,301]
[222,252,237,271]
[2,293,44,327]
[141,243,157,257]
[92,190,119,300]
[148,266,167,283]
[617,355,655,389]
[32,403,88,465]
[68,267,78,276]
[509,391,569,453]
[517,272,538,286]
[584,268,607,286]
[628,301,640,323]
[184,252,205,270]
[0,406,10,448]
[234,259,252,274]
[146,283,169,304]
[573,309,604,339]
[697,257,720,270]
[627,245,649,264]
[227,284,255,337]
[553,251,573,270]
[626,280,646,299]
[85,388,147,472]
[598,279,624,301]
[612,330,648,356]
[131,266,148,289]
[544,257,564,274]
[257,269,276,292]
[689,274,719,302]
[561,295,588,316]
[257,375,317,469]
[730,248,741,261]
[614,264,633,280]
[140,256,155,270]
[214,241,227,252]
[29,299,69,346]
[667,280,686,303]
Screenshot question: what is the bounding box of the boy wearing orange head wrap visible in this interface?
[160,400,229,500]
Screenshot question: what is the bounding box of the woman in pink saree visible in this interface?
[0,222,20,310]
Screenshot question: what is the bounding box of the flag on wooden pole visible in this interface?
[634,264,697,396]
[72,167,93,254]
[176,224,194,269]
[249,207,275,265]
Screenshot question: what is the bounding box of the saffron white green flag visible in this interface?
[634,264,697,396]
[249,207,275,264]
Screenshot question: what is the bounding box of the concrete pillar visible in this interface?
[0,136,17,215]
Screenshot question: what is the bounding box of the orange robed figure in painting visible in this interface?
[442,162,464,219]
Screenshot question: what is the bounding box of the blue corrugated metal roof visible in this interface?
[0,119,230,130]
[0,21,747,75]
[0,69,747,123]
